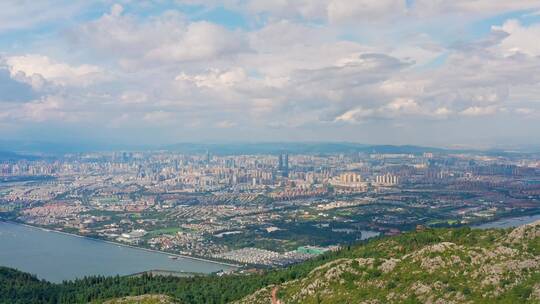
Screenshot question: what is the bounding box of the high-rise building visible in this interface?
[277,153,289,177]
[282,153,289,177]
[340,173,362,183]
[375,173,399,186]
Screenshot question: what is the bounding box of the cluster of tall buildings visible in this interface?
[375,173,399,186]
[339,173,362,183]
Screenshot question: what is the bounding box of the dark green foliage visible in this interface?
[0,267,57,304]
[0,251,346,304]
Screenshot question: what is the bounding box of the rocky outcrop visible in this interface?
[235,223,540,304]
[104,295,180,304]
[506,220,540,244]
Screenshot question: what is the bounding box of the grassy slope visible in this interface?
[235,221,540,304]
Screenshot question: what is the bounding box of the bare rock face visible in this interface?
[379,258,400,273]
[104,294,180,304]
[531,283,540,301]
[506,220,540,243]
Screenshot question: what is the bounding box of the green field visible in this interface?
[147,227,185,237]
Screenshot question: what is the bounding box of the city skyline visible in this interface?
[1,1,540,147]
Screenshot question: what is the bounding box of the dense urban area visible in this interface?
[1,146,540,269]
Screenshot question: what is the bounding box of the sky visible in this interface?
[1,0,540,149]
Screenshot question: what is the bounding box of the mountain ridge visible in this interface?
[235,221,540,304]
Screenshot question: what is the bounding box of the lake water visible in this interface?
[4,214,537,284]
[0,221,235,283]
[473,213,540,229]
[360,230,380,240]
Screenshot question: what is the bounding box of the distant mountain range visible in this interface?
[0,140,448,155]
[0,140,538,157]
[164,142,452,155]
[0,140,151,155]
[0,151,40,161]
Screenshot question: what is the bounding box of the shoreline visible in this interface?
[5,211,538,274]
[471,212,540,229]
[0,220,240,269]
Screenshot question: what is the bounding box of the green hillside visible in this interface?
[236,221,540,304]
[1,221,539,304]
[103,295,180,304]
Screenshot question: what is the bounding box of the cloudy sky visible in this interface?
[1,0,540,148]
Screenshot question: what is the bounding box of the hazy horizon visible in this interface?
[2,140,540,156]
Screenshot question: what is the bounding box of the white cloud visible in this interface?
[334,97,448,123]
[143,111,175,125]
[327,0,407,24]
[380,79,426,96]
[176,68,247,88]
[72,7,248,69]
[413,0,540,16]
[2,1,540,145]
[492,20,540,56]
[515,107,535,115]
[120,91,149,104]
[110,3,124,17]
[433,107,452,117]
[335,107,374,123]
[215,120,237,128]
[0,1,87,32]
[244,0,327,21]
[5,55,103,88]
[460,106,499,116]
[70,6,186,62]
[384,98,420,113]
[7,95,87,123]
[145,21,248,63]
[185,0,540,24]
[21,96,65,122]
[231,0,409,23]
